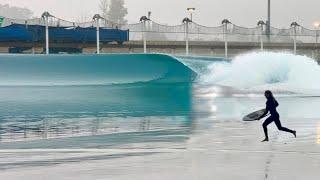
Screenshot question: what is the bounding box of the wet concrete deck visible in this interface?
[0,118,319,180]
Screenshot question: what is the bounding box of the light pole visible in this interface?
[291,22,300,55]
[187,8,195,21]
[41,12,51,55]
[93,14,102,54]
[140,16,150,54]
[266,0,271,41]
[222,19,231,59]
[183,17,192,56]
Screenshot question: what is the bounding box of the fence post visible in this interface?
[96,19,100,54]
[291,22,299,55]
[182,18,192,56]
[186,22,189,56]
[140,16,150,54]
[316,30,319,59]
[93,14,102,54]
[293,28,297,55]
[222,19,231,59]
[224,23,228,58]
[143,21,147,53]
[257,21,266,51]
[41,12,50,55]
[260,26,264,51]
[45,17,49,54]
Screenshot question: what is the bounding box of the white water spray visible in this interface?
[203,52,320,93]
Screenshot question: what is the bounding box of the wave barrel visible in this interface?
[0,54,196,86]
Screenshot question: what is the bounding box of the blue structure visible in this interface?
[0,24,129,44]
[0,24,34,42]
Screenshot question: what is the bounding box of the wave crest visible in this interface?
[202,52,320,93]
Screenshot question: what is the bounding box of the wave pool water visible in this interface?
[0,54,195,143]
[1,52,320,180]
[1,52,320,146]
[0,54,196,86]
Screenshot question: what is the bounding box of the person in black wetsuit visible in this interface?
[258,90,296,142]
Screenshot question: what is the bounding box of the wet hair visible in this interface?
[265,90,275,101]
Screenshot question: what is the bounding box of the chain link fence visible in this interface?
[0,14,319,56]
[1,14,319,43]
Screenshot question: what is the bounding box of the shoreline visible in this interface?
[0,118,319,180]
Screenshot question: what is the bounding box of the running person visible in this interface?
[258,90,296,142]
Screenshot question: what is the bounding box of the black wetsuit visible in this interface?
[261,98,295,139]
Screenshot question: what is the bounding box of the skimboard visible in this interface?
[243,109,268,121]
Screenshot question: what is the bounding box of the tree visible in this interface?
[99,0,109,20]
[0,4,33,19]
[107,0,127,24]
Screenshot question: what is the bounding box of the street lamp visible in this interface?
[187,8,195,21]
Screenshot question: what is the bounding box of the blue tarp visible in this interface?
[0,24,129,43]
[0,24,33,42]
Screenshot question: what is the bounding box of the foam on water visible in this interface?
[201,52,320,94]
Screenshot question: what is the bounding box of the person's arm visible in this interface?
[257,103,269,120]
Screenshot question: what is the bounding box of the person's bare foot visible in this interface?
[261,138,269,142]
[293,131,297,138]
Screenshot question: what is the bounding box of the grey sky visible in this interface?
[0,0,319,28]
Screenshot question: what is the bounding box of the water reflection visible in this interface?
[0,83,193,144]
[0,116,191,143]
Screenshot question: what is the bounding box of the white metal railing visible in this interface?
[0,13,319,56]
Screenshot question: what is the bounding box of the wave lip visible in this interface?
[203,52,320,94]
[0,54,196,86]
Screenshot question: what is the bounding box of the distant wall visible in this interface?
[0,41,320,60]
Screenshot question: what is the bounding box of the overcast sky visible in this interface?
[0,0,319,28]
